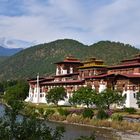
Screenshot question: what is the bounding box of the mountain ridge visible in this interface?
[0,39,139,80]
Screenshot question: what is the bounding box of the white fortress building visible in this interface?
[25,55,140,108]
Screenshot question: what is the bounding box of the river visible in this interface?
[0,104,140,140]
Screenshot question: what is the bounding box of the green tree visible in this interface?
[97,89,125,109]
[4,80,29,102]
[0,100,65,140]
[46,87,67,106]
[136,92,140,108]
[69,87,97,108]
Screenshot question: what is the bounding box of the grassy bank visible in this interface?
[22,103,140,133]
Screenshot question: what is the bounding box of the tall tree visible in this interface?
[46,87,67,106]
[4,80,29,102]
[97,89,125,109]
[69,87,97,108]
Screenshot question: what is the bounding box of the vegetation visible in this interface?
[96,109,109,120]
[0,100,65,140]
[69,87,96,107]
[82,108,94,119]
[111,114,123,121]
[3,80,29,102]
[46,87,67,106]
[98,89,125,109]
[57,108,70,116]
[124,107,137,114]
[0,39,139,80]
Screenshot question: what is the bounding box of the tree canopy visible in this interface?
[69,87,97,108]
[46,87,67,105]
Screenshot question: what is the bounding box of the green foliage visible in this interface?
[46,87,67,105]
[0,100,65,140]
[124,107,137,114]
[136,92,140,107]
[38,107,44,115]
[96,109,109,120]
[44,109,55,118]
[4,80,29,102]
[57,108,70,116]
[111,114,123,121]
[0,39,139,80]
[96,89,125,109]
[69,87,97,107]
[82,108,94,119]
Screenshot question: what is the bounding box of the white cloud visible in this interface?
[0,0,140,47]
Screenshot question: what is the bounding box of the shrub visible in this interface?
[111,114,123,121]
[68,108,84,115]
[38,108,44,115]
[57,108,70,116]
[66,115,84,124]
[44,109,55,118]
[96,109,109,120]
[124,107,137,114]
[48,114,66,121]
[82,108,94,119]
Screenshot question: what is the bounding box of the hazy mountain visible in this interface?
[0,46,23,56]
[0,37,37,49]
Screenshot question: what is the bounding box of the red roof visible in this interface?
[85,73,140,79]
[85,74,114,79]
[28,77,54,83]
[117,73,140,78]
[108,62,140,69]
[40,80,85,85]
[54,72,79,77]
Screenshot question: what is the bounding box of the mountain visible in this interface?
[0,46,23,56]
[0,39,139,80]
[0,37,37,49]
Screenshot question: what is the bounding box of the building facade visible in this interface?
[25,55,140,108]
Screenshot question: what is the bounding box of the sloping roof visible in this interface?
[54,72,79,77]
[40,80,85,85]
[85,74,114,79]
[108,62,140,69]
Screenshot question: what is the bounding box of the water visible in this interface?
[0,104,140,140]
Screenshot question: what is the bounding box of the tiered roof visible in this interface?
[108,54,140,69]
[55,56,81,64]
[79,57,106,69]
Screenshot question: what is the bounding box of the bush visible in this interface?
[111,114,123,121]
[38,108,44,115]
[57,108,70,116]
[82,108,94,119]
[124,107,137,114]
[44,109,55,118]
[68,108,84,115]
[96,110,109,120]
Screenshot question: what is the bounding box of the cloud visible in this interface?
[0,0,140,48]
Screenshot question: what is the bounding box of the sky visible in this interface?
[0,0,140,48]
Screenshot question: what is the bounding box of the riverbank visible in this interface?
[1,100,140,139]
[48,119,140,140]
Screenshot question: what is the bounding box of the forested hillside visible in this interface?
[0,39,139,80]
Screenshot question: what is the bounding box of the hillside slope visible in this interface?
[0,39,139,80]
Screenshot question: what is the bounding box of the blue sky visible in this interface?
[0,0,140,48]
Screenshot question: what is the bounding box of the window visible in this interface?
[134,93,136,98]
